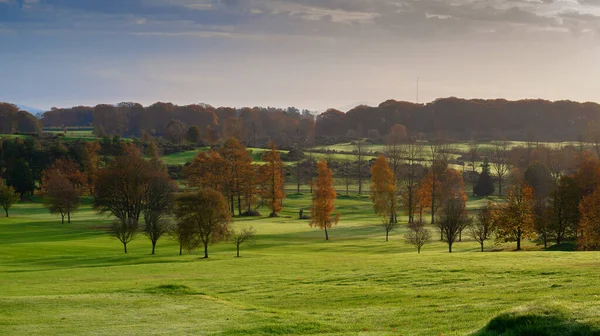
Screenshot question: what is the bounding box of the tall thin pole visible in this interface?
[416,77,420,104]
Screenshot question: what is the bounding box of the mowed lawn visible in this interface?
[1,195,600,335]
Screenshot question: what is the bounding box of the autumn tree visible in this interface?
[145,141,160,160]
[41,159,86,223]
[175,189,232,258]
[82,141,100,194]
[578,187,600,250]
[143,170,178,254]
[370,155,397,241]
[260,141,285,217]
[94,153,154,253]
[231,226,256,257]
[494,184,535,251]
[186,150,227,191]
[310,160,340,240]
[0,179,19,217]
[405,220,432,254]
[220,138,254,216]
[438,198,471,253]
[470,203,496,252]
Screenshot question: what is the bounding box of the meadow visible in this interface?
[1,193,599,335]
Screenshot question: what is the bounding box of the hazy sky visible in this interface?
[1,0,599,111]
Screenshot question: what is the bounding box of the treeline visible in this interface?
[0,103,43,134]
[3,98,600,145]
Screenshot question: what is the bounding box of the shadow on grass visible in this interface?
[473,305,600,336]
[546,242,576,252]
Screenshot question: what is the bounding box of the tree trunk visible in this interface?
[448,243,452,253]
[459,230,462,242]
[385,230,389,242]
[4,209,7,217]
[236,244,240,258]
[123,243,127,254]
[480,243,484,252]
[203,242,209,258]
[230,195,234,215]
[325,227,329,241]
[179,243,182,256]
[152,241,156,255]
[61,214,64,224]
[418,246,421,254]
[237,194,242,216]
[498,179,502,197]
[68,211,71,224]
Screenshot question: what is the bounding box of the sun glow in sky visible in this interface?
[1,0,599,110]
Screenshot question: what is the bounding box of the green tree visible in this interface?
[6,158,35,200]
[474,157,495,197]
[0,179,19,217]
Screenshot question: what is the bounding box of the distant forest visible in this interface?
[2,98,600,145]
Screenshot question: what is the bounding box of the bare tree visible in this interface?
[354,138,367,195]
[400,141,423,223]
[428,139,450,224]
[438,198,472,253]
[231,226,256,257]
[469,204,495,252]
[491,141,511,197]
[143,172,178,254]
[405,220,432,253]
[466,140,480,196]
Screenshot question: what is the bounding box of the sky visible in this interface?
[0,0,599,111]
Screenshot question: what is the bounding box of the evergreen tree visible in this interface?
[474,157,495,197]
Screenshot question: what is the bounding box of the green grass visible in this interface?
[161,148,290,166]
[1,194,599,335]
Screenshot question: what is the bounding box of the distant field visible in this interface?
[161,148,291,166]
[0,193,597,335]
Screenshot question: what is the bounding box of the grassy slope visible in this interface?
[1,195,599,335]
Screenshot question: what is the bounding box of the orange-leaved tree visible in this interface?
[82,141,101,194]
[260,141,285,217]
[370,155,397,241]
[310,160,340,240]
[494,183,535,250]
[186,150,227,192]
[577,187,600,250]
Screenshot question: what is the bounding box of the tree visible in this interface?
[186,126,202,145]
[143,171,178,254]
[466,140,480,195]
[354,138,367,195]
[470,204,495,252]
[0,179,18,217]
[474,157,495,197]
[175,189,232,258]
[405,220,432,254]
[427,140,450,224]
[491,141,511,196]
[524,162,553,201]
[145,141,160,160]
[82,141,100,194]
[400,141,423,223]
[310,160,340,240]
[494,184,535,251]
[533,201,551,249]
[41,168,82,223]
[260,141,285,217]
[220,138,254,216]
[438,198,471,253]
[165,119,187,144]
[6,158,35,200]
[94,154,154,253]
[231,226,256,257]
[578,187,600,250]
[370,155,397,241]
[186,150,227,191]
[548,175,580,244]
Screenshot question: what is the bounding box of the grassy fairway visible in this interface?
[1,195,599,335]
